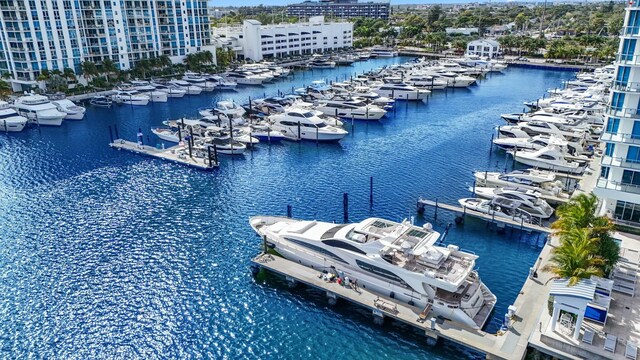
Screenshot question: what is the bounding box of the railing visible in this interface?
[596,178,640,195]
[601,155,640,170]
[600,132,640,145]
[605,106,640,119]
[614,53,640,66]
[611,80,640,93]
[622,26,640,35]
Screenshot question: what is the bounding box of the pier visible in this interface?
[252,252,531,360]
[416,198,551,233]
[109,139,218,170]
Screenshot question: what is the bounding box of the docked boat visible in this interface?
[167,79,203,95]
[250,216,496,329]
[371,83,430,101]
[244,124,288,142]
[471,187,554,219]
[473,169,566,197]
[404,75,448,90]
[492,134,569,152]
[270,108,348,141]
[0,101,28,132]
[129,81,168,102]
[111,90,151,106]
[215,100,246,119]
[370,47,398,57]
[509,145,588,174]
[49,96,86,120]
[12,93,67,126]
[151,127,181,142]
[150,83,187,98]
[308,58,336,69]
[201,136,247,155]
[89,95,112,107]
[225,71,263,85]
[183,72,216,91]
[315,99,386,120]
[206,75,237,90]
[458,197,534,223]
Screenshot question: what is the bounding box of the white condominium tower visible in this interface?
[0,0,212,81]
[595,0,640,229]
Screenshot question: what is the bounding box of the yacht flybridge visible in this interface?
[250,216,497,329]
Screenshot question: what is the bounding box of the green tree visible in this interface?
[0,79,11,98]
[81,61,99,81]
[543,227,605,286]
[46,74,68,92]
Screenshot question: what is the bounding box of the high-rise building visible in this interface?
[593,0,640,229]
[0,0,212,81]
[212,16,353,61]
[287,0,389,20]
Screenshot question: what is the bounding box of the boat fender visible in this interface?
[390,292,395,299]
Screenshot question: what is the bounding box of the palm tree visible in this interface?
[101,58,118,81]
[158,55,172,69]
[134,59,151,79]
[63,68,76,83]
[543,227,604,285]
[0,79,12,98]
[81,61,99,81]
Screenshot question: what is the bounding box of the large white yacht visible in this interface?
[167,79,203,95]
[372,83,431,101]
[224,71,263,85]
[509,145,588,174]
[250,216,497,329]
[315,99,387,120]
[183,72,216,91]
[270,108,348,141]
[12,93,67,126]
[150,82,187,98]
[111,90,150,106]
[128,81,168,102]
[474,169,567,197]
[0,101,28,132]
[49,95,86,120]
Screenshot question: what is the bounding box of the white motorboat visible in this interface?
[225,71,263,85]
[435,72,477,88]
[183,72,216,91]
[215,100,246,119]
[493,134,568,152]
[201,136,247,155]
[206,75,237,90]
[404,75,448,90]
[151,127,181,142]
[167,79,203,95]
[129,81,168,102]
[471,187,554,219]
[12,93,67,126]
[150,83,187,98]
[315,99,386,120]
[458,197,533,223]
[473,169,566,197]
[308,59,336,69]
[370,47,398,57]
[372,83,430,101]
[270,108,348,141]
[0,101,28,132]
[112,90,150,106]
[509,145,588,174]
[250,216,496,329]
[50,97,86,120]
[89,96,112,107]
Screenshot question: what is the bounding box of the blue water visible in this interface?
[0,59,573,359]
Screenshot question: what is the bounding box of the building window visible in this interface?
[622,169,640,185]
[611,92,625,111]
[601,166,610,179]
[627,145,640,163]
[615,200,640,224]
[606,118,620,134]
[605,143,615,157]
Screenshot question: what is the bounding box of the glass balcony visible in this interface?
[597,178,640,195]
[611,80,640,92]
[601,132,640,145]
[605,106,640,118]
[601,155,640,170]
[614,53,640,66]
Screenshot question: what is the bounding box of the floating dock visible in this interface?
[251,252,527,360]
[109,139,218,170]
[416,198,551,233]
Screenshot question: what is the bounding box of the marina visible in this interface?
[0,57,592,359]
[108,139,219,170]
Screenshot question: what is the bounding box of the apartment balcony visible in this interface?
[605,106,640,119]
[611,80,640,93]
[600,132,640,145]
[596,178,640,195]
[601,155,640,170]
[614,53,640,66]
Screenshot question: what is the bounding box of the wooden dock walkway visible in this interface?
[109,139,218,170]
[251,253,524,360]
[416,198,551,233]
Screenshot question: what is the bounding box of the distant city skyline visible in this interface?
[209,0,573,8]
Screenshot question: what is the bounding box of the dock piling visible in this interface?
[287,204,292,218]
[343,193,349,223]
[114,124,119,140]
[108,125,114,143]
[369,176,373,207]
